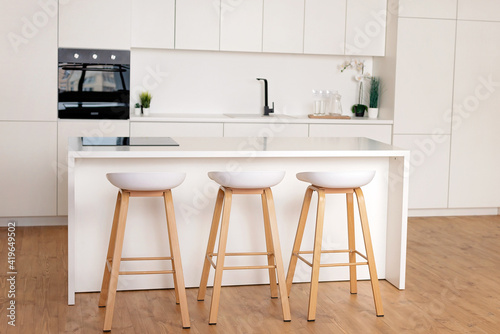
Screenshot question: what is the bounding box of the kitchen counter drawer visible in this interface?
[131,122,223,137]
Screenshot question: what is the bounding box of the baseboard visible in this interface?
[0,216,68,227]
[409,208,499,217]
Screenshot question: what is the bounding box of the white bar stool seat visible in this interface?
[198,171,291,325]
[99,172,190,331]
[286,170,384,321]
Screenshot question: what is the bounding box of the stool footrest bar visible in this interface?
[119,270,175,275]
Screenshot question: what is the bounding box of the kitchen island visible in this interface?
[67,136,409,305]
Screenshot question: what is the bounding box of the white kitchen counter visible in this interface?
[67,137,409,305]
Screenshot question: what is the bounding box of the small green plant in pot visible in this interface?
[134,102,141,116]
[368,77,380,119]
[139,91,152,116]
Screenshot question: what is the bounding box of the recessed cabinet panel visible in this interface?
[309,124,392,145]
[57,120,130,215]
[398,0,457,19]
[59,0,131,49]
[224,123,308,138]
[131,0,175,49]
[0,122,57,216]
[393,19,455,135]
[345,0,387,56]
[304,0,346,55]
[131,122,223,137]
[449,21,500,208]
[220,0,263,52]
[175,0,220,51]
[0,1,57,121]
[458,0,500,22]
[263,0,305,54]
[393,134,450,209]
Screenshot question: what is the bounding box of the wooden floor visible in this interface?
[1,216,499,333]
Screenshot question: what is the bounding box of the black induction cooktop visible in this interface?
[81,137,179,146]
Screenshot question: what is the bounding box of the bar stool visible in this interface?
[197,171,291,324]
[99,172,190,331]
[286,171,383,320]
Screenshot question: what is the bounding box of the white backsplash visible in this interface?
[130,48,372,116]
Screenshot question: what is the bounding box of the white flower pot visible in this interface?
[142,107,150,116]
[368,108,379,119]
[134,108,141,116]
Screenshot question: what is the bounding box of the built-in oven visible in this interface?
[58,48,130,119]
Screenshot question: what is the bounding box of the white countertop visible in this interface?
[129,113,393,125]
[69,136,407,159]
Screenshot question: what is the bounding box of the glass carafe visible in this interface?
[331,91,343,115]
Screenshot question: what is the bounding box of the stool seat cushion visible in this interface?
[208,171,285,189]
[296,171,375,189]
[106,172,186,191]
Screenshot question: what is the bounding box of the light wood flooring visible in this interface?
[1,216,499,333]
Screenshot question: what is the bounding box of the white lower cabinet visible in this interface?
[223,123,308,137]
[0,122,57,216]
[393,134,451,209]
[309,124,392,144]
[130,122,223,137]
[57,120,130,216]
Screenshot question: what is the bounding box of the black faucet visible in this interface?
[257,78,274,116]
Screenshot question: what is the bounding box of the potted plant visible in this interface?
[368,77,380,119]
[340,59,370,117]
[134,103,141,116]
[139,91,152,116]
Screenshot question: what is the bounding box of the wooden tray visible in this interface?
[308,114,351,119]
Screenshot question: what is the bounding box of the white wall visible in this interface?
[130,49,373,116]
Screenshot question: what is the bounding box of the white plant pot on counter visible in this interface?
[142,107,150,116]
[134,108,141,116]
[368,108,379,119]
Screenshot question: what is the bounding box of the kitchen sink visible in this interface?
[224,113,296,119]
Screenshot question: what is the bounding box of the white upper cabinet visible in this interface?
[398,0,457,19]
[345,0,387,56]
[131,0,175,49]
[449,21,500,208]
[175,0,220,51]
[458,0,500,22]
[303,0,346,55]
[263,0,305,54]
[220,0,263,52]
[393,18,456,135]
[59,0,131,49]
[0,1,57,121]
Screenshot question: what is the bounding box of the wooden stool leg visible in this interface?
[209,189,232,325]
[198,188,225,301]
[308,189,326,321]
[103,191,130,332]
[99,191,122,307]
[164,190,191,329]
[263,188,291,322]
[354,188,384,317]
[346,192,357,294]
[261,192,278,299]
[286,186,314,295]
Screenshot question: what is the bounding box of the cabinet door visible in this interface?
[57,120,130,215]
[393,19,455,135]
[398,0,457,19]
[130,122,223,137]
[309,124,392,145]
[393,134,450,209]
[458,0,500,21]
[449,21,500,208]
[175,0,220,51]
[220,0,263,52]
[262,0,305,54]
[224,123,308,137]
[0,122,57,216]
[131,0,175,49]
[304,0,346,55]
[0,1,57,121]
[59,0,131,49]
[345,0,387,56]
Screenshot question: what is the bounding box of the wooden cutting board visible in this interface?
[308,114,351,119]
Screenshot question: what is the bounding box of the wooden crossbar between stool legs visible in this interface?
[197,186,291,325]
[286,185,384,321]
[99,189,190,331]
